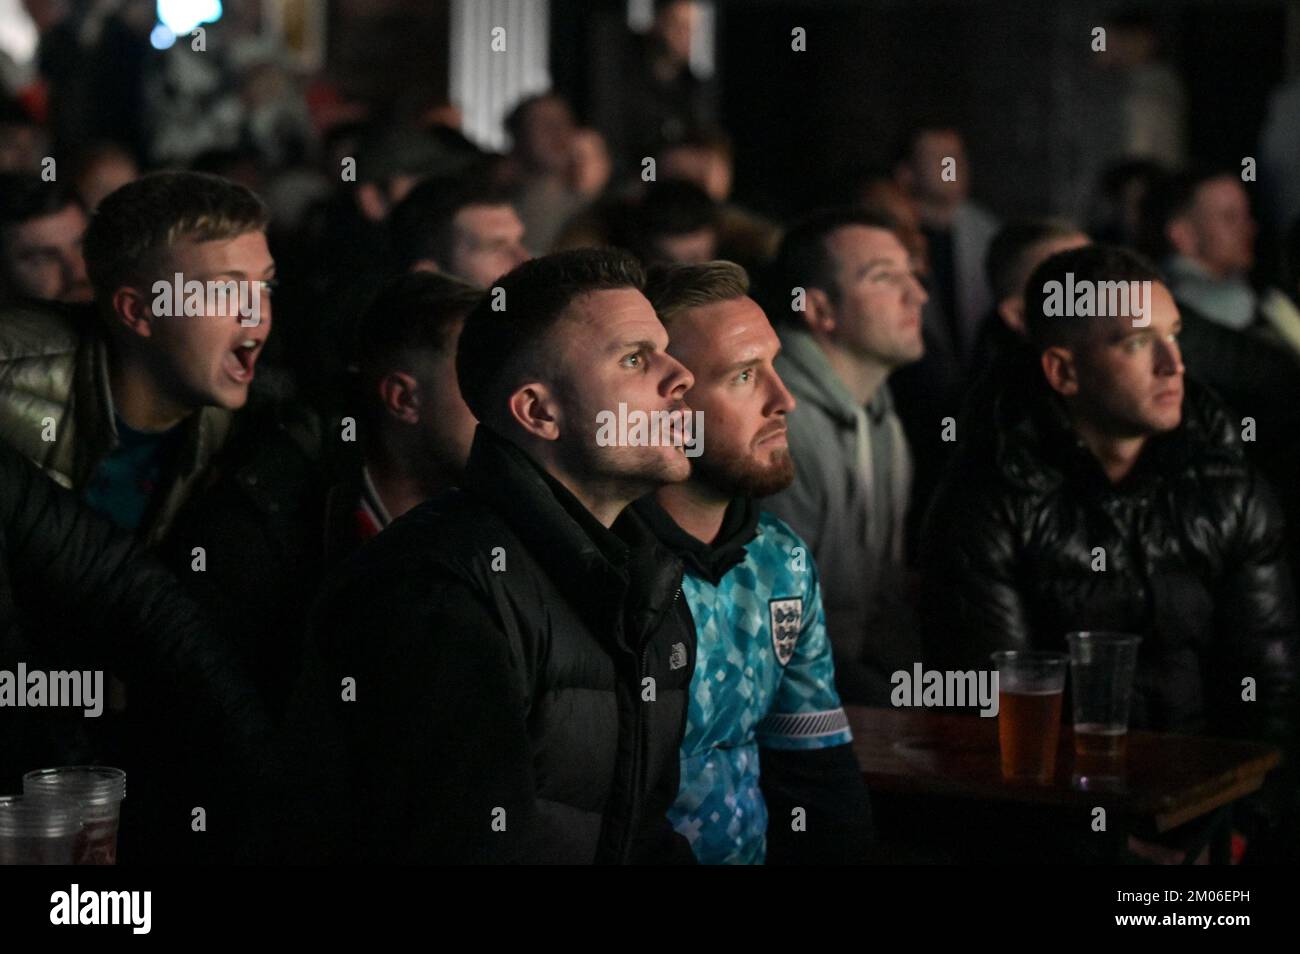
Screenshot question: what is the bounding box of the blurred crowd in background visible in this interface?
[3,0,1300,863]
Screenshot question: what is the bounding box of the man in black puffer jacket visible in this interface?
[922,245,1298,745]
[278,249,699,863]
[921,244,1299,859]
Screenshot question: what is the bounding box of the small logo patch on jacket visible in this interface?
[669,642,687,670]
[769,598,802,666]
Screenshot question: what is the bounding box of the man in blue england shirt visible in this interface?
[631,260,874,863]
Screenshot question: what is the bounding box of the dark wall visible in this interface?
[328,0,451,113]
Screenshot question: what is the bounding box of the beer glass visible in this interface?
[24,766,126,865]
[0,795,83,865]
[1066,632,1141,761]
[991,651,1067,782]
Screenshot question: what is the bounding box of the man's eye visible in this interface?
[1124,337,1147,353]
[262,279,279,297]
[622,352,643,368]
[735,368,754,384]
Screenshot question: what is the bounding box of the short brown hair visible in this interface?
[1023,244,1164,351]
[83,171,269,298]
[644,260,750,329]
[985,218,1085,303]
[769,207,900,315]
[352,270,483,428]
[456,247,646,425]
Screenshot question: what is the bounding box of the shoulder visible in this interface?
[220,396,326,474]
[1176,380,1277,539]
[315,492,515,627]
[0,302,85,400]
[0,301,85,364]
[753,512,821,592]
[0,303,91,464]
[756,511,808,554]
[336,491,525,600]
[1180,377,1246,462]
[956,201,999,237]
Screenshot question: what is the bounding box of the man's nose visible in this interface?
[1155,336,1183,375]
[660,352,695,399]
[767,373,796,415]
[241,284,273,327]
[63,250,88,285]
[907,273,929,306]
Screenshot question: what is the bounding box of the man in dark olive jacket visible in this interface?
[282,248,700,863]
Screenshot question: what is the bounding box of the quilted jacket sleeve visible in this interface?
[1210,467,1300,747]
[0,439,269,760]
[918,472,1033,673]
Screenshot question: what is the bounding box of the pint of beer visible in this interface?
[991,651,1068,782]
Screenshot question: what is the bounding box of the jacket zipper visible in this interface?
[621,583,682,864]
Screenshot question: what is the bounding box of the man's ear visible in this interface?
[506,382,561,441]
[409,258,441,275]
[111,286,154,339]
[1166,215,1197,259]
[378,371,422,425]
[801,286,837,336]
[1040,345,1080,397]
[998,296,1026,335]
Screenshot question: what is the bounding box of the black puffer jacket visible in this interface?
[0,439,268,860]
[920,351,1299,746]
[280,425,697,864]
[158,395,330,720]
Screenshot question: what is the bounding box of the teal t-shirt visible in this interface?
[669,513,852,864]
[83,415,182,531]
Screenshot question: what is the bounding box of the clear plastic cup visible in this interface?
[991,651,1067,782]
[0,795,84,865]
[1066,632,1142,762]
[23,766,126,865]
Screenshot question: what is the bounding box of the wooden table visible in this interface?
[848,706,1282,862]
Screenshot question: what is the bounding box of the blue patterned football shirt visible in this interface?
[667,511,851,864]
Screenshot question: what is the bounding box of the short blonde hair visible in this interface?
[643,260,750,328]
[84,171,269,298]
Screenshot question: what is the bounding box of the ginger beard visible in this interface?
[690,413,793,498]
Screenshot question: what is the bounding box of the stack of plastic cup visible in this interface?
[23,766,126,865]
[0,794,84,865]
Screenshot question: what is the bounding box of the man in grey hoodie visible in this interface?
[763,208,928,705]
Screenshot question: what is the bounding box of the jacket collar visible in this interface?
[465,425,628,570]
[73,326,234,543]
[462,425,686,638]
[986,348,1240,498]
[631,493,758,585]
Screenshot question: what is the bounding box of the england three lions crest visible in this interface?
[769,597,802,666]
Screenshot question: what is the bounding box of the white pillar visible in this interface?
[450,0,552,152]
